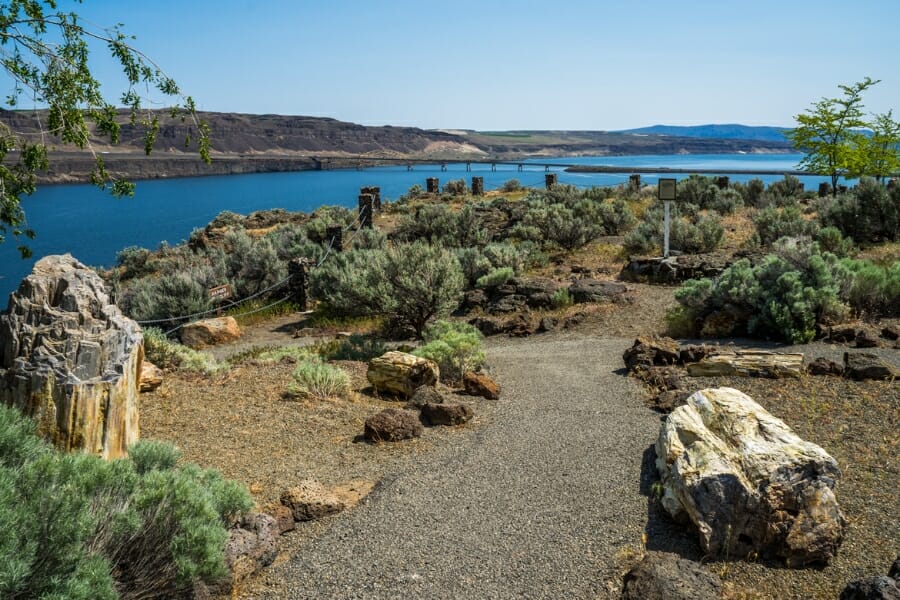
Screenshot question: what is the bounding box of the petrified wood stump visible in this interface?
[0,254,141,459]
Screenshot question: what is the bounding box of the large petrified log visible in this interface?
[656,387,846,566]
[366,351,438,398]
[685,350,803,379]
[0,254,141,459]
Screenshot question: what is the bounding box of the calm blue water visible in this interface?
[0,153,825,301]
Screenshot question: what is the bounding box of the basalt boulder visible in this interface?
[0,254,141,459]
[656,387,846,566]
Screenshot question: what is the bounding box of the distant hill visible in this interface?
[0,110,794,184]
[618,124,791,143]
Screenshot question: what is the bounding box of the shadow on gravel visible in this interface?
[638,444,704,560]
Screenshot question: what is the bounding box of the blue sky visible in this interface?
[6,0,900,130]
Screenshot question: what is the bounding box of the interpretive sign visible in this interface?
[208,284,233,302]
[658,178,677,201]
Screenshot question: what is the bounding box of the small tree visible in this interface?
[849,110,900,182]
[0,1,210,256]
[788,78,879,196]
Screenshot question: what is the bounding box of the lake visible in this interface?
[0,153,826,300]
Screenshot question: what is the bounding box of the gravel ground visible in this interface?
[242,333,657,599]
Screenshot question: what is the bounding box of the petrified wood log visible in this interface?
[685,350,803,378]
[0,254,141,459]
[656,387,846,566]
[366,351,439,398]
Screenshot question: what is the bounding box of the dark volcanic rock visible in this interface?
[839,576,900,600]
[364,408,423,442]
[568,279,628,304]
[623,336,681,371]
[807,357,844,376]
[420,402,474,426]
[844,352,898,381]
[463,371,500,400]
[621,552,722,600]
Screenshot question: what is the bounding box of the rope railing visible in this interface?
[135,273,293,325]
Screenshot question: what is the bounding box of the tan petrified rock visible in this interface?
[180,316,242,349]
[685,350,803,379]
[656,387,846,566]
[280,479,346,522]
[366,351,438,398]
[0,254,141,459]
[139,359,164,392]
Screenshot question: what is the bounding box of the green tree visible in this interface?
[787,78,879,196]
[0,0,210,256]
[849,110,900,182]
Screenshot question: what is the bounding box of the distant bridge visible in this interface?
[308,155,813,177]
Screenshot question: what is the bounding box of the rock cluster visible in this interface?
[0,254,141,459]
[463,276,629,316]
[656,387,846,565]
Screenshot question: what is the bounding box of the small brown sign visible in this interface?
[208,284,233,302]
[658,178,677,201]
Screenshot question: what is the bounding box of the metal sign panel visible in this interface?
[658,178,677,201]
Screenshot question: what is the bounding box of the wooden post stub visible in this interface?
[629,174,641,190]
[358,194,374,228]
[325,225,343,252]
[472,176,484,196]
[715,176,730,189]
[361,186,381,210]
[426,177,440,194]
[818,182,831,197]
[288,258,309,311]
[545,173,558,189]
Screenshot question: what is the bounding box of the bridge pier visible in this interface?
[517,164,523,172]
[466,162,471,172]
[491,163,497,172]
[545,165,550,172]
[407,164,413,171]
[441,163,447,172]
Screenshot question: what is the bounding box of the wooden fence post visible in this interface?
[426,177,440,194]
[818,182,831,197]
[545,173,557,189]
[361,186,381,210]
[288,258,309,311]
[325,225,343,252]
[471,176,484,196]
[715,176,730,189]
[629,174,641,190]
[358,194,374,228]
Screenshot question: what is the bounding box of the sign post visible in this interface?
[658,178,677,258]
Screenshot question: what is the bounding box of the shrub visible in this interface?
[142,327,225,375]
[443,178,468,195]
[122,271,214,324]
[522,201,604,250]
[752,205,815,246]
[623,209,724,255]
[317,334,387,362]
[456,247,493,287]
[550,287,573,309]
[735,178,766,207]
[501,179,522,192]
[676,174,720,207]
[349,226,388,251]
[0,405,251,600]
[394,203,490,248]
[266,223,325,262]
[116,245,153,279]
[303,206,355,244]
[840,259,900,316]
[308,248,391,318]
[476,267,514,290]
[414,320,485,383]
[287,357,351,400]
[815,226,855,257]
[820,177,900,243]
[767,174,805,201]
[596,197,638,234]
[383,241,465,337]
[708,188,744,215]
[673,244,853,343]
[223,229,287,298]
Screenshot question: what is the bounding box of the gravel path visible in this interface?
[248,333,659,599]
